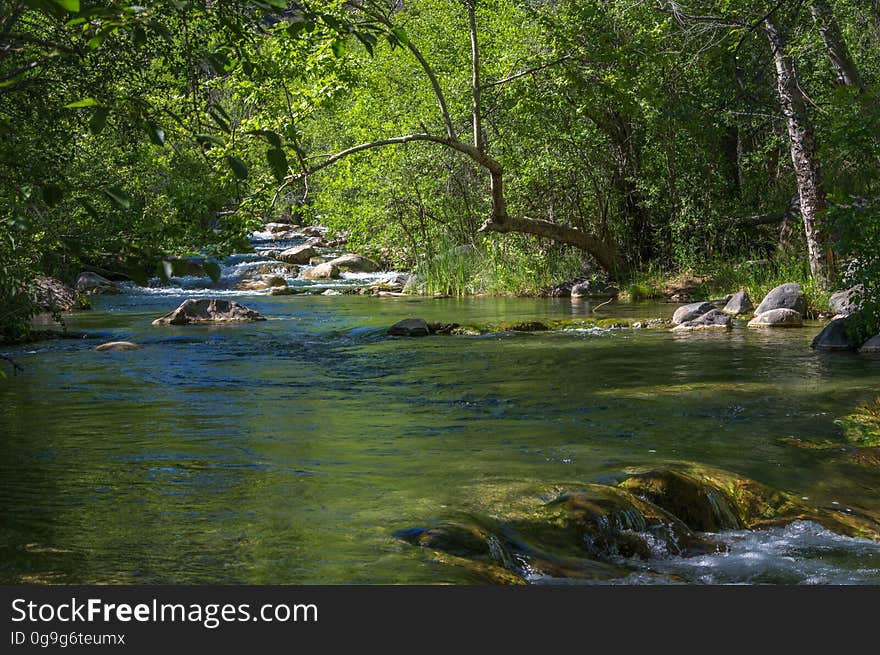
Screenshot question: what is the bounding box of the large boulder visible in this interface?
[33,276,80,313]
[829,285,864,318]
[859,335,880,354]
[722,290,753,316]
[388,318,431,337]
[75,271,118,295]
[672,301,714,325]
[95,341,140,352]
[152,299,266,325]
[277,244,316,265]
[235,274,288,291]
[747,308,803,328]
[326,253,380,274]
[754,282,806,316]
[811,318,856,351]
[300,262,340,280]
[672,309,732,332]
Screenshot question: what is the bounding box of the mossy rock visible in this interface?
[838,397,880,447]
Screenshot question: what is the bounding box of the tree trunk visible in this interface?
[764,15,830,288]
[810,0,864,91]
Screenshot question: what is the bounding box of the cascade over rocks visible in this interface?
[277,245,316,265]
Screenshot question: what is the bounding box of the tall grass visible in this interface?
[411,237,584,296]
[695,255,831,316]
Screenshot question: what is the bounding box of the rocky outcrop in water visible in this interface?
[277,244,316,265]
[388,318,431,336]
[811,317,857,351]
[722,290,753,316]
[672,309,732,332]
[672,302,714,325]
[301,262,340,280]
[748,308,804,327]
[754,282,806,317]
[326,253,380,273]
[860,335,880,353]
[395,465,880,584]
[152,299,266,325]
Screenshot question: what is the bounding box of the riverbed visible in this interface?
[2,286,880,584]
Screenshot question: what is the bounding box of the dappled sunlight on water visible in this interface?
[2,294,880,583]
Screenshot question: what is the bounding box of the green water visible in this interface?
[2,293,880,584]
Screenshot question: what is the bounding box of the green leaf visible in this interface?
[42,183,63,207]
[78,198,101,220]
[247,129,282,149]
[330,38,346,58]
[226,155,249,180]
[103,186,132,209]
[203,261,222,284]
[208,108,231,134]
[64,97,100,109]
[52,0,80,12]
[131,25,147,48]
[195,133,225,148]
[266,148,288,182]
[89,106,110,134]
[145,120,165,146]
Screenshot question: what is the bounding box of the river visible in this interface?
[2,248,880,584]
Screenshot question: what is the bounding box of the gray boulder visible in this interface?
[300,262,340,280]
[828,285,864,318]
[754,282,806,316]
[388,318,431,337]
[32,276,80,313]
[277,244,316,265]
[672,302,715,325]
[859,335,880,353]
[95,341,140,352]
[811,318,856,351]
[747,308,803,328]
[326,253,380,274]
[672,309,732,332]
[152,299,266,325]
[722,291,754,316]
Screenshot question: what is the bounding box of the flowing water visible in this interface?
[2,246,880,584]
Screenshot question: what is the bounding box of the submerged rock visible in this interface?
[277,244,316,265]
[388,318,431,337]
[748,308,803,327]
[672,309,732,332]
[326,253,380,273]
[722,290,753,316]
[152,299,266,325]
[811,317,856,351]
[672,302,714,325]
[754,282,806,316]
[95,341,140,352]
[397,464,880,584]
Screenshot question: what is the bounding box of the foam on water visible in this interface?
[528,521,880,585]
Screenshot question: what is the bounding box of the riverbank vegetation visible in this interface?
[2,0,879,341]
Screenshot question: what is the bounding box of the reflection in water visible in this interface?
[1,294,880,583]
